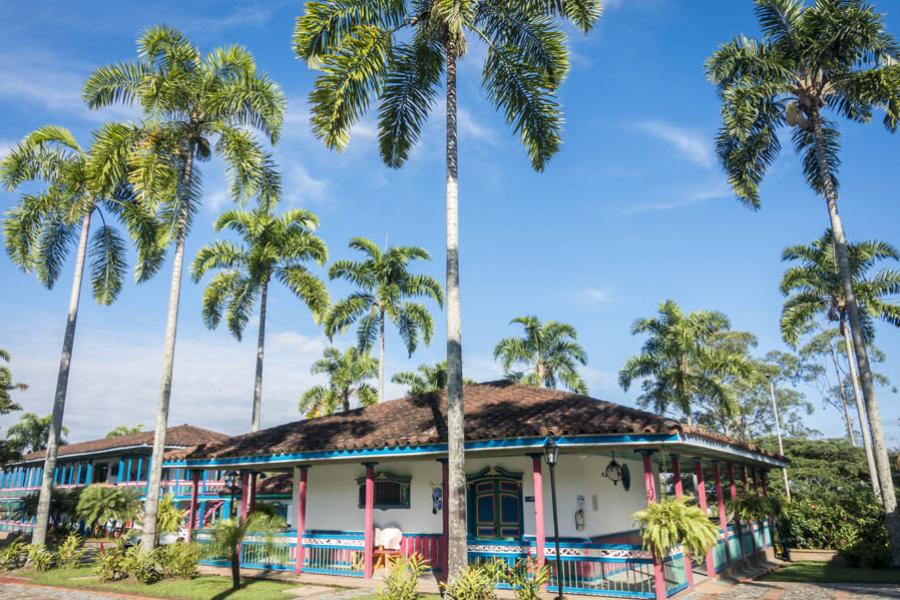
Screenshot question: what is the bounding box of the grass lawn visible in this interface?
[762,560,900,584]
[16,566,302,599]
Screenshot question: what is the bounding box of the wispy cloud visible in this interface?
[635,120,713,168]
[183,1,281,31]
[618,180,731,214]
[573,288,615,305]
[0,139,15,159]
[283,163,331,206]
[458,107,495,142]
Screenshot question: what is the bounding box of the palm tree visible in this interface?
[105,425,143,438]
[780,230,900,501]
[1,125,150,546]
[6,413,69,455]
[706,0,900,520]
[83,26,285,550]
[324,238,442,402]
[76,485,141,537]
[207,512,285,590]
[294,1,602,576]
[619,300,753,426]
[391,360,473,395]
[299,347,378,417]
[192,204,329,432]
[0,349,25,415]
[493,316,588,393]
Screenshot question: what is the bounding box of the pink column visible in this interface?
[641,452,665,600]
[671,456,694,590]
[363,463,376,579]
[249,473,257,514]
[728,464,744,560]
[693,459,715,578]
[712,462,730,566]
[531,455,546,570]
[294,466,308,574]
[740,466,757,557]
[186,470,200,543]
[239,472,250,522]
[439,459,449,578]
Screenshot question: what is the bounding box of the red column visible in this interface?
[728,464,744,560]
[239,472,250,522]
[294,466,308,574]
[439,459,449,578]
[740,466,757,557]
[712,462,730,566]
[670,456,693,590]
[249,473,257,514]
[693,459,715,578]
[641,452,665,600]
[531,455,546,570]
[186,471,200,543]
[363,463,376,579]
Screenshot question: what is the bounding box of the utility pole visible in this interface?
[769,378,791,502]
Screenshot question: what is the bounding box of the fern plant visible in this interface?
[496,558,549,600]
[155,494,186,535]
[378,553,429,600]
[729,491,777,524]
[95,540,128,582]
[439,563,498,600]
[26,544,55,571]
[632,496,719,561]
[55,533,85,568]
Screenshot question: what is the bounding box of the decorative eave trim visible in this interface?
[7,443,193,467]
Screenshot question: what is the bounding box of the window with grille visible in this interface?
[357,472,411,510]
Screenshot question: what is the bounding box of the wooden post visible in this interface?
[294,466,308,574]
[438,459,449,578]
[671,455,694,590]
[712,462,730,567]
[641,452,666,600]
[186,471,199,542]
[239,472,250,522]
[531,455,547,570]
[363,463,376,579]
[249,473,257,514]
[693,459,716,578]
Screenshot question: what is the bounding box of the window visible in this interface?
[467,467,522,540]
[357,472,411,510]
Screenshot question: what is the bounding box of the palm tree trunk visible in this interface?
[810,112,899,556]
[251,278,268,433]
[32,208,92,546]
[444,41,467,580]
[379,308,385,403]
[841,319,882,501]
[230,549,241,590]
[141,146,195,552]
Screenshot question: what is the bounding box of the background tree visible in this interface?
[6,413,68,455]
[84,25,285,550]
[0,349,25,416]
[105,425,143,438]
[707,0,900,526]
[192,204,329,432]
[391,360,476,395]
[294,0,602,576]
[781,230,900,501]
[1,125,153,546]
[299,346,378,417]
[619,300,752,426]
[493,315,588,393]
[75,485,141,537]
[325,238,442,402]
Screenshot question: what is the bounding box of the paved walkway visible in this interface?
[686,581,900,600]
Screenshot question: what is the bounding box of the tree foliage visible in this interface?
[494,315,588,393]
[6,413,68,455]
[105,425,143,438]
[75,485,141,532]
[299,346,379,416]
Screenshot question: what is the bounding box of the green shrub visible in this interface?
[633,496,719,560]
[781,492,883,551]
[155,495,185,535]
[95,541,129,582]
[440,563,498,600]
[26,544,55,571]
[158,542,201,579]
[495,558,549,600]
[55,533,85,569]
[378,554,429,600]
[124,546,161,584]
[76,485,141,534]
[0,540,28,570]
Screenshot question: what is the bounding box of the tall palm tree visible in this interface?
[325,238,442,402]
[294,1,602,576]
[493,315,588,393]
[192,204,329,432]
[6,413,69,455]
[105,424,143,438]
[619,300,753,426]
[706,0,900,520]
[1,125,151,546]
[780,230,900,501]
[83,26,285,550]
[391,360,474,395]
[0,349,25,415]
[299,346,378,417]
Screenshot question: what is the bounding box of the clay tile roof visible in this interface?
[169,381,779,462]
[21,424,229,463]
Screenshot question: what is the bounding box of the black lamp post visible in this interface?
[544,434,564,600]
[223,470,241,518]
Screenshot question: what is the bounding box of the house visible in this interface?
[0,424,292,533]
[169,381,785,599]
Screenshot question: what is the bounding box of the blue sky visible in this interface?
[1,0,899,443]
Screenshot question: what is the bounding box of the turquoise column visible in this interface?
[198,500,207,528]
[144,459,152,495]
[136,457,143,483]
[126,457,133,483]
[75,463,82,485]
[201,469,208,494]
[117,458,124,484]
[85,462,93,485]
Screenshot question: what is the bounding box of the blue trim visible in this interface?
[667,581,690,597]
[548,585,654,598]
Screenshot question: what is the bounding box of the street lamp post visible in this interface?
[223,470,241,518]
[544,434,564,600]
[767,378,791,502]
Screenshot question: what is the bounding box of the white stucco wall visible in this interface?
[292,452,652,539]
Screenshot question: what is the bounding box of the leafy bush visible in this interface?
[440,563,498,600]
[55,533,85,568]
[494,558,549,600]
[124,546,161,584]
[780,492,883,551]
[205,512,286,590]
[155,494,185,535]
[158,542,201,579]
[728,491,778,523]
[633,496,719,560]
[77,485,141,535]
[95,541,129,582]
[26,544,55,571]
[0,540,28,570]
[378,553,429,600]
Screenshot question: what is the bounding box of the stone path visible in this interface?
[0,580,139,599]
[686,582,900,600]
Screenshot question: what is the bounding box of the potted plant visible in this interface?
[632,496,719,561]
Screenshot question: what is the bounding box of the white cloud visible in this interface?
[582,367,619,392]
[283,163,330,205]
[0,139,14,159]
[458,107,495,142]
[573,288,615,305]
[617,180,731,214]
[183,2,280,31]
[635,120,713,168]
